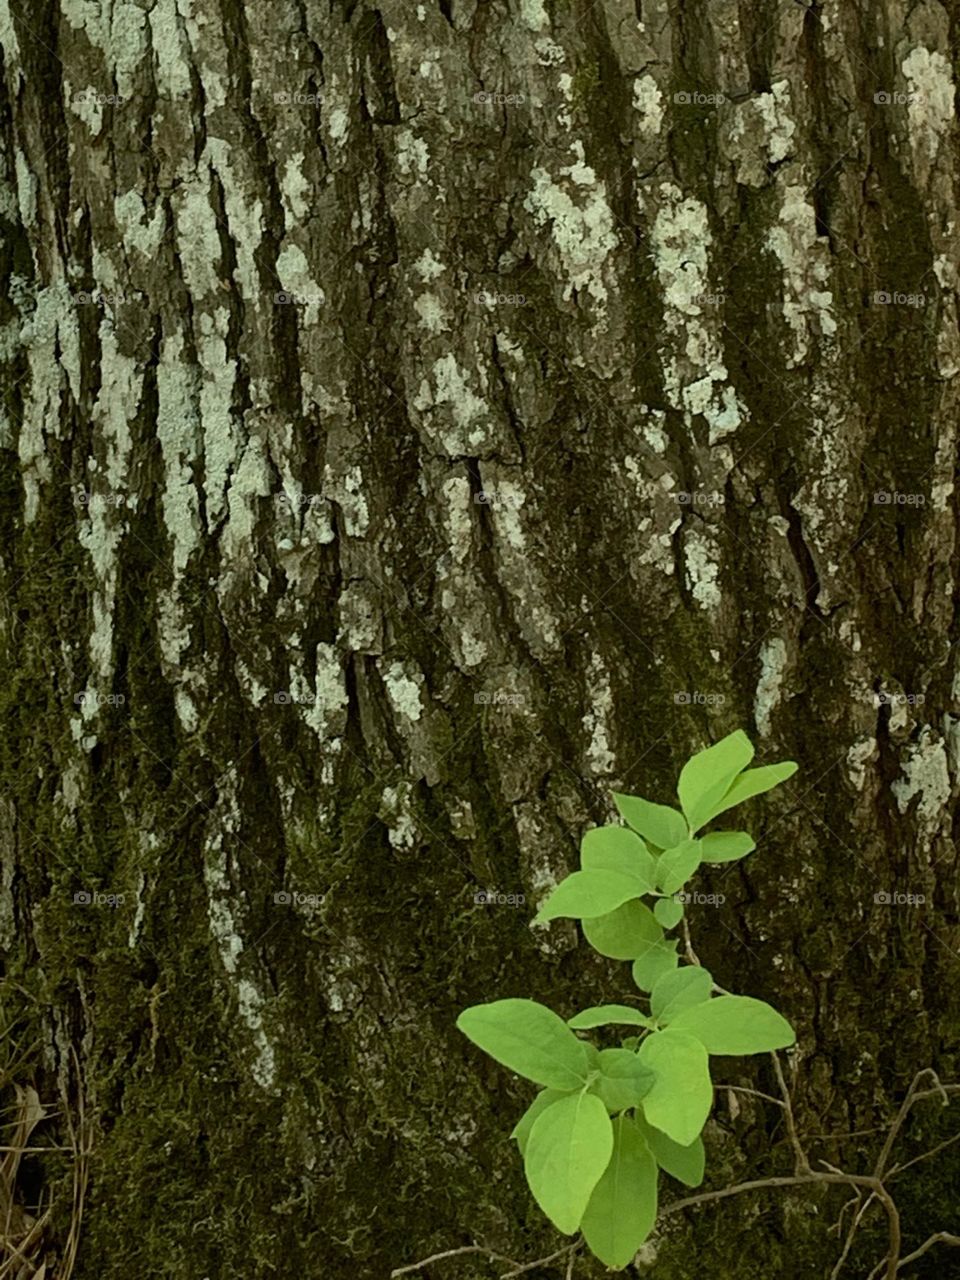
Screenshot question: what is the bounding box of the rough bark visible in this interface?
[0,0,959,1277]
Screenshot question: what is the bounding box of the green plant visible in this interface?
[456,730,798,1270]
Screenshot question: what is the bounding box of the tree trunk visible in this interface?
[1,0,959,1276]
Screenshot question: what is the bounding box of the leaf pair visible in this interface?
[455,999,590,1090]
[515,1097,659,1267]
[533,826,654,925]
[677,730,797,833]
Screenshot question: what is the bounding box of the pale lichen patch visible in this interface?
[891,729,951,835]
[582,653,617,776]
[114,190,165,257]
[901,47,956,168]
[754,637,788,736]
[381,660,424,723]
[524,145,618,314]
[414,249,445,282]
[766,185,836,366]
[648,185,745,441]
[632,75,664,137]
[846,737,878,792]
[683,528,722,610]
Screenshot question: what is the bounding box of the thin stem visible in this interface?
[888,1128,960,1178]
[772,1052,810,1175]
[723,1085,785,1109]
[390,1245,520,1277]
[500,1243,579,1278]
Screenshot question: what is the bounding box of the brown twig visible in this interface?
[888,1128,960,1179]
[877,1231,960,1274]
[390,1245,521,1277]
[499,1242,579,1277]
[772,1052,810,1175]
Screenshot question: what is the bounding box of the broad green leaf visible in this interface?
[582,899,662,960]
[457,999,591,1089]
[702,762,798,826]
[568,1005,656,1031]
[700,831,756,863]
[612,793,688,851]
[656,840,702,895]
[534,869,651,923]
[580,825,657,892]
[620,1035,640,1052]
[582,1041,601,1073]
[524,1091,613,1234]
[651,967,713,1024]
[654,897,684,929]
[669,995,795,1055]
[590,1049,656,1112]
[581,1115,658,1269]
[638,1028,713,1146]
[636,1113,705,1188]
[678,731,754,832]
[512,1090,567,1155]
[631,937,679,992]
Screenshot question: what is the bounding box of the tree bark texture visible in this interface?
[1,0,959,1277]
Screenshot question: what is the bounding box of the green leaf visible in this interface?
[678,730,755,832]
[512,1090,567,1155]
[638,1028,713,1146]
[568,1005,656,1031]
[702,762,798,826]
[535,869,652,923]
[612,793,688,851]
[656,840,702,895]
[580,825,657,892]
[653,897,684,929]
[631,937,679,992]
[669,995,796,1055]
[700,831,756,863]
[582,899,662,960]
[524,1091,613,1234]
[590,1049,656,1112]
[457,999,591,1089]
[636,1113,705,1188]
[650,967,713,1024]
[581,1115,658,1269]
